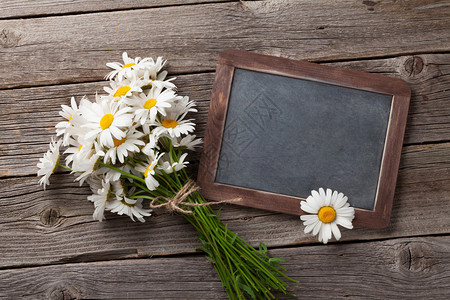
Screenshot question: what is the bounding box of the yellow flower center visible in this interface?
[113,137,126,147]
[144,98,157,109]
[144,164,155,178]
[100,114,114,130]
[114,86,131,97]
[68,115,73,122]
[78,145,83,152]
[122,63,136,69]
[162,119,178,129]
[318,206,336,223]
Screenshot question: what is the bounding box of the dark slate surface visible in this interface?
[215,68,393,210]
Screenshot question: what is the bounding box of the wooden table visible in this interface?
[1,1,449,299]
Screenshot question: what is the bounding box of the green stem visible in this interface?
[98,161,146,184]
[112,152,297,299]
[57,163,72,171]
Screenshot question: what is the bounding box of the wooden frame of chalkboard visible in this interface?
[198,49,410,228]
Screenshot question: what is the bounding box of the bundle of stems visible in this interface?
[101,141,297,299]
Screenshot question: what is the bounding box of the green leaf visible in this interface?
[230,233,238,245]
[259,242,268,255]
[268,257,286,264]
[237,281,256,299]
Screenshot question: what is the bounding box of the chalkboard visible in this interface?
[198,50,410,228]
[215,68,392,211]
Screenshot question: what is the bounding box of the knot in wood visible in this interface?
[398,241,433,274]
[40,207,60,226]
[48,284,83,300]
[0,28,22,48]
[404,56,424,76]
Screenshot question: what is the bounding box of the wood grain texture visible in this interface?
[0,0,449,89]
[1,142,449,268]
[0,1,449,298]
[0,236,448,299]
[1,54,449,178]
[0,0,232,19]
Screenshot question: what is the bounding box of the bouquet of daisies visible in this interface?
[37,53,296,299]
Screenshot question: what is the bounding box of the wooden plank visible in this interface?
[0,141,449,268]
[1,53,449,178]
[0,236,448,299]
[0,0,231,19]
[0,0,449,89]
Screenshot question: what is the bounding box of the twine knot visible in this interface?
[149,179,241,214]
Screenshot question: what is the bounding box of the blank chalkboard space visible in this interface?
[215,68,393,210]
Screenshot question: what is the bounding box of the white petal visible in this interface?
[311,190,322,204]
[334,194,348,210]
[300,201,317,214]
[114,115,132,127]
[305,195,321,211]
[335,216,353,229]
[331,190,338,204]
[331,222,341,240]
[312,221,322,236]
[336,207,355,216]
[325,188,332,206]
[319,188,326,200]
[304,223,316,234]
[300,214,316,221]
[302,216,319,226]
[321,224,331,244]
[109,126,124,139]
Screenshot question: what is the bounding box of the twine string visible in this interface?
[149,179,241,214]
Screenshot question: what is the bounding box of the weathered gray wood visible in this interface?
[1,54,449,178]
[0,236,448,299]
[1,142,449,268]
[0,0,449,89]
[0,0,232,19]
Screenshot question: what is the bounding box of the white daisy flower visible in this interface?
[140,69,176,90]
[127,87,176,125]
[64,137,94,167]
[81,99,133,148]
[55,97,82,146]
[140,56,167,81]
[73,153,101,185]
[107,196,152,222]
[98,164,136,183]
[158,153,189,174]
[88,180,112,222]
[97,129,145,164]
[136,150,163,191]
[172,96,197,118]
[37,137,63,189]
[300,188,355,244]
[171,134,202,150]
[103,77,142,102]
[105,52,148,81]
[152,106,196,138]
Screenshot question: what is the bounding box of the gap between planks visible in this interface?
[0,0,449,89]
